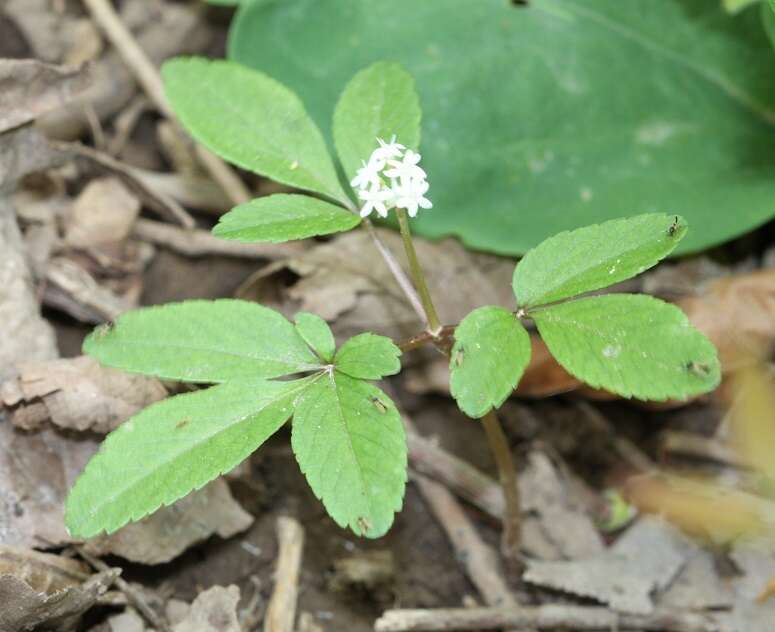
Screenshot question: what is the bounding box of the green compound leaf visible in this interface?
[291,372,407,538]
[295,312,335,362]
[66,377,314,538]
[213,194,360,243]
[334,333,401,380]
[449,306,531,418]
[230,0,775,255]
[83,300,320,383]
[532,294,720,401]
[514,214,686,309]
[162,57,348,205]
[333,61,421,183]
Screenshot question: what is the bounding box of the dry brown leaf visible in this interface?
[83,479,253,565]
[520,452,605,559]
[44,256,138,323]
[0,417,99,548]
[624,474,774,545]
[0,569,118,632]
[38,0,209,141]
[725,363,775,486]
[524,517,695,615]
[677,269,775,373]
[0,59,91,134]
[171,585,242,632]
[239,228,514,342]
[92,609,148,632]
[65,177,141,249]
[0,197,58,382]
[1,356,167,433]
[0,546,90,594]
[1,126,69,193]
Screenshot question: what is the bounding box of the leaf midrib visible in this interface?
[192,70,346,201]
[81,376,322,529]
[329,373,374,526]
[537,0,775,126]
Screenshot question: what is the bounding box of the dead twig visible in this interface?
[44,257,133,323]
[132,218,301,260]
[60,141,195,228]
[81,0,253,207]
[362,219,427,327]
[660,430,748,469]
[576,401,655,472]
[264,516,305,632]
[407,431,504,520]
[76,547,171,632]
[374,606,719,632]
[412,473,519,610]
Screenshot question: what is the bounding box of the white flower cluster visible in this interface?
[350,136,432,219]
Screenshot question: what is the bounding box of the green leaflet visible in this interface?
[291,372,407,537]
[213,194,360,243]
[334,333,402,380]
[65,377,315,538]
[514,214,686,309]
[449,306,531,418]
[532,294,720,401]
[162,57,349,205]
[333,61,422,182]
[295,312,336,362]
[230,0,775,255]
[83,300,320,383]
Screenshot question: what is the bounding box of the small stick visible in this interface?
[81,0,252,207]
[76,547,171,632]
[374,606,718,632]
[575,401,655,472]
[60,141,195,228]
[362,219,427,327]
[264,516,305,632]
[412,473,518,610]
[407,430,504,520]
[660,430,748,468]
[132,218,301,260]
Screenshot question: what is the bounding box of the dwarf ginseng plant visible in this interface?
[65,59,720,541]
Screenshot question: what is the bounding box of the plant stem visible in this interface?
[481,410,522,561]
[362,218,427,324]
[392,208,522,559]
[395,208,443,336]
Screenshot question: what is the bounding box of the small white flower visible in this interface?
[384,149,426,182]
[358,184,394,218]
[350,156,385,190]
[393,177,432,217]
[373,135,405,160]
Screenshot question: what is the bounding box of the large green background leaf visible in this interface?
[230,0,775,255]
[764,1,775,48]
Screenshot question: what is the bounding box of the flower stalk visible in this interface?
[396,207,442,336]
